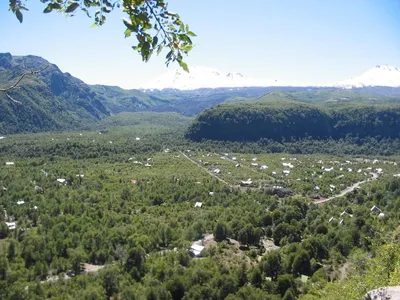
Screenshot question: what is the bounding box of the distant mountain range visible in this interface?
[332,65,400,89]
[140,65,400,90]
[1,52,400,134]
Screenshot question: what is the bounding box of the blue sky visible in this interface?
[1,0,400,88]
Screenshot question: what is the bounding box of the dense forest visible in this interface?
[185,100,400,142]
[0,116,399,299]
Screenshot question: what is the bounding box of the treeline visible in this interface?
[185,101,400,142]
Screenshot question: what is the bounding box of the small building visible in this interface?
[17,200,25,205]
[209,192,214,196]
[240,178,253,186]
[5,162,14,166]
[56,178,66,184]
[5,222,16,230]
[135,137,140,141]
[371,205,381,213]
[189,244,205,257]
[282,162,294,168]
[260,165,268,170]
[145,163,152,167]
[251,163,258,166]
[213,168,221,174]
[34,186,43,193]
[328,217,336,223]
[232,157,237,161]
[235,163,240,168]
[283,170,290,175]
[194,202,203,208]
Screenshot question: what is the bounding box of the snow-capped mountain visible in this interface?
[139,67,291,90]
[138,65,400,90]
[331,65,400,89]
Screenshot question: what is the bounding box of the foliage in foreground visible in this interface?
[8,0,195,70]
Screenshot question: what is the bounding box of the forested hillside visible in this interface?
[0,53,110,133]
[186,100,400,142]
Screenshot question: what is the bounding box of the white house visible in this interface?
[260,165,268,170]
[240,178,253,186]
[189,243,205,257]
[17,200,25,205]
[194,202,203,208]
[5,162,14,166]
[5,222,16,230]
[283,170,290,175]
[57,178,66,184]
[282,162,294,168]
[371,205,381,213]
[145,163,152,167]
[135,137,140,141]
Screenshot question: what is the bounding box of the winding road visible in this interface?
[314,172,378,204]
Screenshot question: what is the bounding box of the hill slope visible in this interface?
[0,53,111,133]
[185,98,400,142]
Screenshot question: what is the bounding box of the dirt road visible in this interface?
[315,173,378,204]
[179,151,233,188]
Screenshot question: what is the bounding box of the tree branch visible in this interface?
[0,65,49,104]
[145,1,173,47]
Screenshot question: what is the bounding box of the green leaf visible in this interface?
[166,50,173,60]
[124,28,132,38]
[178,60,189,72]
[187,31,197,37]
[15,10,23,23]
[157,44,163,55]
[43,4,53,13]
[65,3,79,13]
[123,18,132,28]
[152,36,158,48]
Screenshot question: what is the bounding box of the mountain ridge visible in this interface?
[139,65,400,90]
